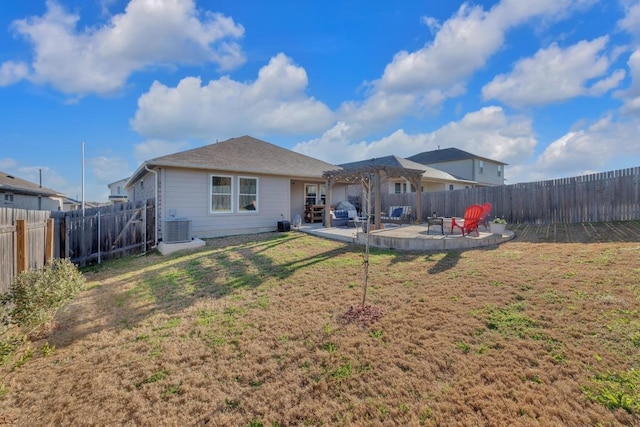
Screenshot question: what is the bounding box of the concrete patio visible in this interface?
[296,218,515,251]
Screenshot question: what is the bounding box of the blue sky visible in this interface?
[1,0,639,202]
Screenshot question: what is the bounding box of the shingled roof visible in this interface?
[339,155,474,183]
[0,171,65,197]
[130,136,340,183]
[407,148,507,165]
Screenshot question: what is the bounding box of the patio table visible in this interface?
[426,216,444,235]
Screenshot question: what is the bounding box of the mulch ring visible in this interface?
[341,305,384,327]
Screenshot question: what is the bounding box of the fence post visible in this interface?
[16,219,27,273]
[64,215,70,259]
[45,218,55,264]
[143,204,147,255]
[97,211,101,264]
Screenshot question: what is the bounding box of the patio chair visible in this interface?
[479,202,492,230]
[450,204,484,236]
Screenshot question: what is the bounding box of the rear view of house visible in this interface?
[127,136,346,241]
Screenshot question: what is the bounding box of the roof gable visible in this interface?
[339,155,473,183]
[139,136,338,179]
[407,148,507,165]
[0,171,64,197]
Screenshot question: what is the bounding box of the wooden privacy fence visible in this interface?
[0,199,155,292]
[49,199,156,266]
[0,208,56,293]
[381,166,640,224]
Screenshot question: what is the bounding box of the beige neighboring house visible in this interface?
[126,136,346,240]
[407,147,507,186]
[107,177,129,204]
[0,171,65,211]
[340,155,476,196]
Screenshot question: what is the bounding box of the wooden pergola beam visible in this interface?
[322,165,425,228]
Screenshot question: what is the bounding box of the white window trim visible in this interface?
[4,193,14,204]
[238,176,259,213]
[209,174,233,214]
[305,183,326,205]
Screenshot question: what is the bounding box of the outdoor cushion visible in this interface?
[347,209,358,219]
[391,207,404,218]
[334,210,349,219]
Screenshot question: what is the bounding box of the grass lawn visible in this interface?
[1,223,640,426]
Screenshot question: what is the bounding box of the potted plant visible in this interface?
[490,217,507,235]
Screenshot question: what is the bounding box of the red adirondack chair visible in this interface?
[479,202,492,230]
[450,204,484,236]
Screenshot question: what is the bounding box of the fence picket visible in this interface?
[0,199,156,291]
[381,166,640,224]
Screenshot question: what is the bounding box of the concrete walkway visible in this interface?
[296,220,514,251]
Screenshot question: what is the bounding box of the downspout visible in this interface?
[145,165,159,248]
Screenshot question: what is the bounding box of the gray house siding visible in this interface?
[1,192,62,211]
[160,168,291,239]
[424,159,503,186]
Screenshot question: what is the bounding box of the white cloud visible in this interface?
[618,1,640,39]
[338,0,594,135]
[618,49,640,114]
[531,114,640,179]
[428,106,537,164]
[295,106,537,167]
[482,37,624,107]
[131,53,334,141]
[10,0,245,96]
[133,140,192,164]
[0,158,18,170]
[88,155,131,182]
[377,0,590,96]
[0,61,29,86]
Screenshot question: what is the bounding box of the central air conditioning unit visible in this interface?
[164,218,192,243]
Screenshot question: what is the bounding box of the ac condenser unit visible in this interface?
[164,218,192,243]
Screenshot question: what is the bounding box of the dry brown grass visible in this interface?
[1,222,640,426]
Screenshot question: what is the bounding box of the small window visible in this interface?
[239,177,258,212]
[140,179,144,189]
[211,175,232,212]
[497,165,502,177]
[4,194,14,204]
[479,160,484,175]
[449,184,454,191]
[394,183,402,194]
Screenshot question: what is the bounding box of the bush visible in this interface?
[2,259,85,335]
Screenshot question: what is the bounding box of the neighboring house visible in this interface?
[63,197,81,211]
[340,155,476,196]
[0,171,65,211]
[107,177,129,203]
[126,136,346,240]
[407,148,507,186]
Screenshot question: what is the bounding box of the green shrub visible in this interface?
[2,259,85,335]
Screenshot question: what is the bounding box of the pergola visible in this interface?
[322,165,425,229]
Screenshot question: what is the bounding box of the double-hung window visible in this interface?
[238,177,258,212]
[211,175,232,213]
[305,184,325,205]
